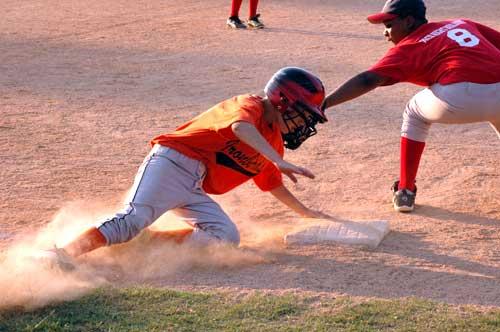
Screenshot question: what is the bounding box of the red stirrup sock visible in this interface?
[249,0,259,18]
[230,0,243,17]
[63,227,107,257]
[399,136,425,192]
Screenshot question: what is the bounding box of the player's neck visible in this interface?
[262,98,280,126]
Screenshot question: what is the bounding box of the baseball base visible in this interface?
[284,217,390,249]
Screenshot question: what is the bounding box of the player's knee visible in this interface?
[403,98,421,121]
[401,100,431,142]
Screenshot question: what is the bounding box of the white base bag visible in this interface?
[284,218,390,249]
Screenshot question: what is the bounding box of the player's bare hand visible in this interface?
[275,160,315,183]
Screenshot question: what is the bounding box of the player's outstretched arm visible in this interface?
[269,184,330,218]
[231,121,314,183]
[322,71,388,111]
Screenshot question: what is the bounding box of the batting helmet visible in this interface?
[264,67,327,150]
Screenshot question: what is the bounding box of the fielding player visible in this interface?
[322,0,500,212]
[39,67,329,270]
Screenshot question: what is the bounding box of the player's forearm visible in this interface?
[322,71,385,110]
[269,185,311,217]
[231,121,282,164]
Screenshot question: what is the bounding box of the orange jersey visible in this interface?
[151,94,284,195]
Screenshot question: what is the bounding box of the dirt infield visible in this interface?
[1,0,499,309]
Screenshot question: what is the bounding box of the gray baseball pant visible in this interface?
[97,145,240,246]
[402,82,500,142]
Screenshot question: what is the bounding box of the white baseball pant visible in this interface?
[97,145,240,246]
[402,82,500,142]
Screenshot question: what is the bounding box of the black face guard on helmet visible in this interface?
[281,100,322,150]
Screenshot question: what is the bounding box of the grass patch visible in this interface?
[1,287,499,332]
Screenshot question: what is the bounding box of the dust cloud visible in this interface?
[0,202,108,311]
[0,196,284,310]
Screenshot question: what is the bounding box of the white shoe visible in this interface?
[247,14,264,29]
[30,247,76,271]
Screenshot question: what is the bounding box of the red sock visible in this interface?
[399,136,425,192]
[230,0,243,17]
[63,227,107,257]
[249,0,259,18]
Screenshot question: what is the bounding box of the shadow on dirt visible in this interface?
[417,205,499,226]
[262,27,381,40]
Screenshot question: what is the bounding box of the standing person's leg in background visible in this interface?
[227,0,246,29]
[247,0,264,29]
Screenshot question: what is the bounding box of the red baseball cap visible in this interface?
[367,0,427,24]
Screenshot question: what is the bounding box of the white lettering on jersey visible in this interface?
[419,19,466,43]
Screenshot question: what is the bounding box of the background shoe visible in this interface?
[227,16,246,29]
[30,247,76,271]
[247,14,264,29]
[391,181,417,212]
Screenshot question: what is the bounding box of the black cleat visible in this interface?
[227,16,247,29]
[391,180,417,213]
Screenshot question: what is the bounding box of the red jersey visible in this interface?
[369,19,500,86]
[151,94,284,195]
